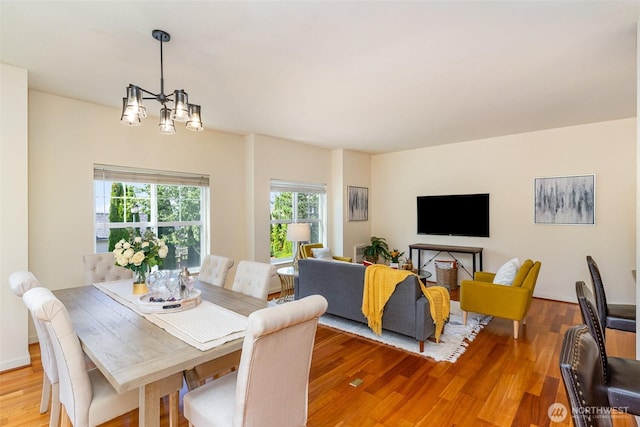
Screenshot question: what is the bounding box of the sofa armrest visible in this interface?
[414,296,436,341]
[332,256,353,263]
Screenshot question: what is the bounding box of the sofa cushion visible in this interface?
[493,258,520,285]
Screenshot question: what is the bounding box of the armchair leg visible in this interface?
[513,320,520,339]
[419,340,424,353]
[462,311,468,326]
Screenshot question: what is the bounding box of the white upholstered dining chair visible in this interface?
[82,253,133,285]
[184,260,277,391]
[9,271,61,427]
[24,287,140,427]
[198,254,234,287]
[230,260,276,300]
[183,294,328,427]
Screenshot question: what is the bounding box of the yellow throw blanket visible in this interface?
[361,265,416,335]
[419,283,450,343]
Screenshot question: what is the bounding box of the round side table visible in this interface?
[276,266,298,304]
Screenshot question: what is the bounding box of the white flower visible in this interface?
[116,255,128,266]
[141,241,149,248]
[123,242,131,249]
[131,251,146,266]
[122,248,134,260]
[134,236,142,243]
[158,246,169,259]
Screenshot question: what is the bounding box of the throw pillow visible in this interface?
[311,247,333,260]
[493,258,520,286]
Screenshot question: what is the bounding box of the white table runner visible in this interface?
[94,280,247,351]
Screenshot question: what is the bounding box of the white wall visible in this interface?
[249,134,335,292]
[338,149,371,258]
[0,64,30,370]
[371,118,636,304]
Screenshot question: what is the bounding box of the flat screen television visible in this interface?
[417,193,489,237]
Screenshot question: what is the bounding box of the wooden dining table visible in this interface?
[53,281,267,427]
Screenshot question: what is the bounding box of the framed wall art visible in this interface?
[534,174,595,225]
[348,186,368,221]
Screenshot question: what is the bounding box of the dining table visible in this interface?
[53,280,268,427]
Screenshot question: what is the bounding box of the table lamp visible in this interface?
[287,223,310,271]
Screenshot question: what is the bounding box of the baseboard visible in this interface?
[0,353,31,373]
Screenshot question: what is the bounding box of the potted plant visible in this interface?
[363,236,391,264]
[388,249,405,268]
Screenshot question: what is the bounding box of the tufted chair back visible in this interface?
[25,287,91,426]
[9,271,61,426]
[24,287,139,427]
[183,295,328,427]
[230,260,276,300]
[559,325,612,427]
[82,253,133,285]
[198,255,234,288]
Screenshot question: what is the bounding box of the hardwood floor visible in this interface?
[1,293,636,427]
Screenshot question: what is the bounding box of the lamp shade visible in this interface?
[186,104,204,131]
[158,107,176,135]
[171,90,189,122]
[286,223,310,242]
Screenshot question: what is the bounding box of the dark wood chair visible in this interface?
[560,325,613,427]
[575,281,640,415]
[586,256,636,335]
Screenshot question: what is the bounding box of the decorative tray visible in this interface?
[135,289,201,314]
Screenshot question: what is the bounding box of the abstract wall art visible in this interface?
[534,174,595,225]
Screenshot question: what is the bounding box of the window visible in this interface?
[269,179,327,263]
[94,164,209,270]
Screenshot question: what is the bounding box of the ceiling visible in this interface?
[1,1,638,154]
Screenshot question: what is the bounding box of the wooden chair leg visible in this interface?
[513,320,520,339]
[462,311,468,326]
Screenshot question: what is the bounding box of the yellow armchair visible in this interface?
[460,259,541,339]
[300,243,352,263]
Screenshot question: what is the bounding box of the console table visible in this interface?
[409,243,484,278]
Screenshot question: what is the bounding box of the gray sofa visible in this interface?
[294,258,435,352]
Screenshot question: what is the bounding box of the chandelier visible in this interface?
[120,29,203,134]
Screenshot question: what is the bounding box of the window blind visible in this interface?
[270,179,326,194]
[94,164,209,187]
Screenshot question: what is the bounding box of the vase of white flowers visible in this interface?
[113,229,169,294]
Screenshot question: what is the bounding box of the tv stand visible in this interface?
[408,243,483,278]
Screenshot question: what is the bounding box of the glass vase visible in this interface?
[132,266,149,295]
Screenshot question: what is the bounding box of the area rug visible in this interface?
[318,300,492,363]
